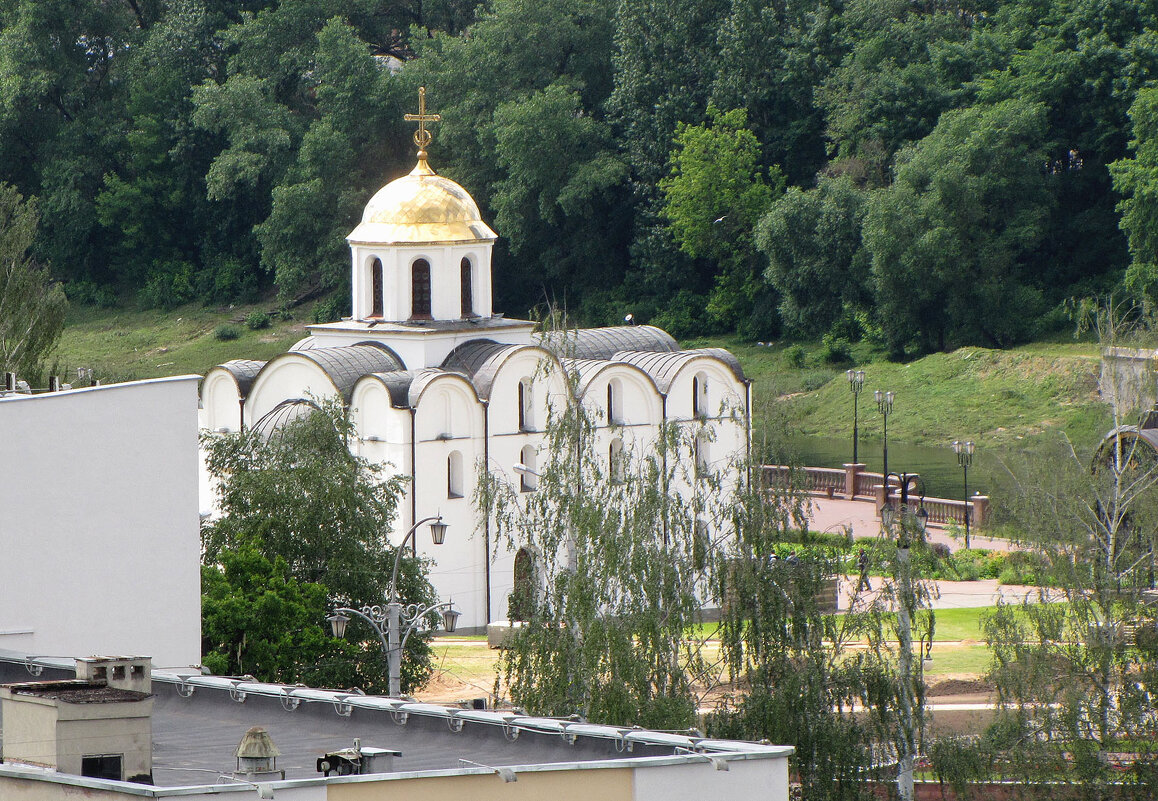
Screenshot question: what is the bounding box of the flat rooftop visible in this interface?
[0,653,789,789]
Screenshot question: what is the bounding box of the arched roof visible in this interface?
[611,349,745,394]
[537,325,679,361]
[274,343,405,400]
[358,368,482,409]
[442,339,557,399]
[361,370,420,409]
[683,347,747,383]
[562,358,661,398]
[289,337,319,351]
[210,359,266,399]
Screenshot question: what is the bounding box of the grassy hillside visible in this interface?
[53,303,1110,450]
[687,337,1108,450]
[52,301,309,384]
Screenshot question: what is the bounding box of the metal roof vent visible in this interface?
[235,727,284,781]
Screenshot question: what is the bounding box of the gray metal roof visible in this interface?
[684,348,747,383]
[441,339,550,400]
[288,343,405,400]
[216,360,266,398]
[0,657,789,789]
[606,349,745,394]
[364,370,420,408]
[537,325,679,361]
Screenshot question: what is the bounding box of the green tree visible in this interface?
[404,0,623,316]
[817,0,983,186]
[660,107,782,339]
[1111,87,1158,309]
[479,364,736,728]
[865,99,1052,356]
[201,545,368,687]
[980,301,1158,793]
[201,399,436,692]
[0,184,67,379]
[757,175,871,339]
[711,0,840,186]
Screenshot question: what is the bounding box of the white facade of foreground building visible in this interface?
[0,377,202,668]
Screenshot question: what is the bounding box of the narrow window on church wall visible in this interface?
[411,259,432,319]
[518,379,533,431]
[520,445,538,492]
[460,257,473,317]
[694,431,710,479]
[607,379,622,425]
[609,437,624,483]
[371,258,384,318]
[448,451,464,498]
[693,373,709,418]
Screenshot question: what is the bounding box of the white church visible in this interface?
[199,93,751,631]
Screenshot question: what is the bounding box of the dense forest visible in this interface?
[5,0,1158,357]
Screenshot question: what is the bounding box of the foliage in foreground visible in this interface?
[479,358,938,798]
[0,182,67,381]
[941,302,1158,796]
[200,399,436,693]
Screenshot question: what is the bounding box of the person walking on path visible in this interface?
[856,548,871,591]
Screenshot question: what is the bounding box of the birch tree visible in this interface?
[0,183,67,381]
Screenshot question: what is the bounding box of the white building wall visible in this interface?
[0,377,202,668]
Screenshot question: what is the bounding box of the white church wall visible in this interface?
[245,357,340,423]
[199,370,242,433]
[410,379,488,629]
[0,377,202,668]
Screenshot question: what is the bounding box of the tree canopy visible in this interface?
[3,0,1158,351]
[201,399,437,693]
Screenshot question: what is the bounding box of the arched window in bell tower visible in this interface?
[411,259,431,319]
[370,258,384,318]
[460,257,474,317]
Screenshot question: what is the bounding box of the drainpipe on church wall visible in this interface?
[482,400,491,624]
[661,393,669,546]
[409,407,417,553]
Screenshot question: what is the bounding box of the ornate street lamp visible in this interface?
[847,369,866,464]
[952,440,975,549]
[875,390,895,476]
[328,516,461,697]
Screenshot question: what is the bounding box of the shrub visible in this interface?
[783,344,807,368]
[214,324,242,341]
[246,311,271,330]
[820,333,852,363]
[312,294,347,324]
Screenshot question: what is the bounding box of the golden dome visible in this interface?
[348,158,496,245]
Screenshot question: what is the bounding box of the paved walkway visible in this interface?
[837,577,1046,611]
[807,496,1017,553]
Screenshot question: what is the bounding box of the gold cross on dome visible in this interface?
[403,86,441,155]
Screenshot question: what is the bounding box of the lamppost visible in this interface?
[879,472,927,801]
[875,390,894,476]
[847,369,866,464]
[327,516,461,697]
[952,440,975,549]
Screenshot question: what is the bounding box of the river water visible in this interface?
[788,435,1003,501]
